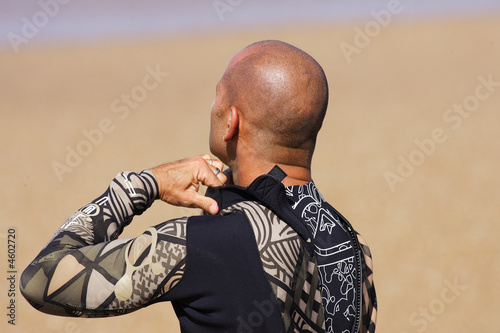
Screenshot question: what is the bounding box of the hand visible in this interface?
[150,155,227,215]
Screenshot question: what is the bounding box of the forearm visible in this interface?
[20,170,161,316]
[20,156,223,317]
[54,170,158,245]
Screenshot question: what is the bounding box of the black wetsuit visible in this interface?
[21,166,376,332]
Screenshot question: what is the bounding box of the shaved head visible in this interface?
[225,40,328,149]
[210,40,329,172]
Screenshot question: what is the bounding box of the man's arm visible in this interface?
[20,156,226,317]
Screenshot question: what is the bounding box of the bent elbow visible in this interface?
[20,264,46,312]
[20,264,67,316]
[20,262,80,317]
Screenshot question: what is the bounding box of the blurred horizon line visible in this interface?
[1,0,500,52]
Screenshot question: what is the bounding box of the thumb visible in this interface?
[189,192,219,215]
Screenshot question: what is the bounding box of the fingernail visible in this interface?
[210,203,218,215]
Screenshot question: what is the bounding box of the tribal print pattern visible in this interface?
[356,233,377,333]
[222,201,326,332]
[21,171,188,317]
[286,181,356,332]
[286,181,377,333]
[21,169,376,332]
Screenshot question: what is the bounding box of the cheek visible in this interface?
[211,101,225,131]
[209,107,219,138]
[209,109,221,150]
[209,108,228,157]
[210,117,222,144]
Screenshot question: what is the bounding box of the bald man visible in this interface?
[21,41,376,332]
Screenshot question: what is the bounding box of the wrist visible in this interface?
[140,169,160,201]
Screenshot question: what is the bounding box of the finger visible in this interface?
[201,154,212,165]
[187,192,219,215]
[202,157,226,181]
[210,162,228,185]
[211,159,224,171]
[201,155,224,171]
[199,167,224,188]
[209,167,227,184]
[210,160,225,182]
[216,172,227,184]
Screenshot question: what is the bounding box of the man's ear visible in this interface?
[223,106,239,142]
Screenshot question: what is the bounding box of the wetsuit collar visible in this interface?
[205,166,314,250]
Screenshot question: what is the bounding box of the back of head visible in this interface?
[223,40,329,158]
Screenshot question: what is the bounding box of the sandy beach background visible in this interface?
[1,2,499,332]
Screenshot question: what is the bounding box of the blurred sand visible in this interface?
[1,14,499,333]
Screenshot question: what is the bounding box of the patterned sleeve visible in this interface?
[20,170,187,317]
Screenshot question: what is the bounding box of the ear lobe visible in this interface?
[223,106,239,142]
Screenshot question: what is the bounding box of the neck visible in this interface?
[233,164,311,187]
[229,155,312,187]
[224,136,314,187]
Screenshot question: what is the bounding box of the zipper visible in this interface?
[346,224,363,333]
[329,207,363,333]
